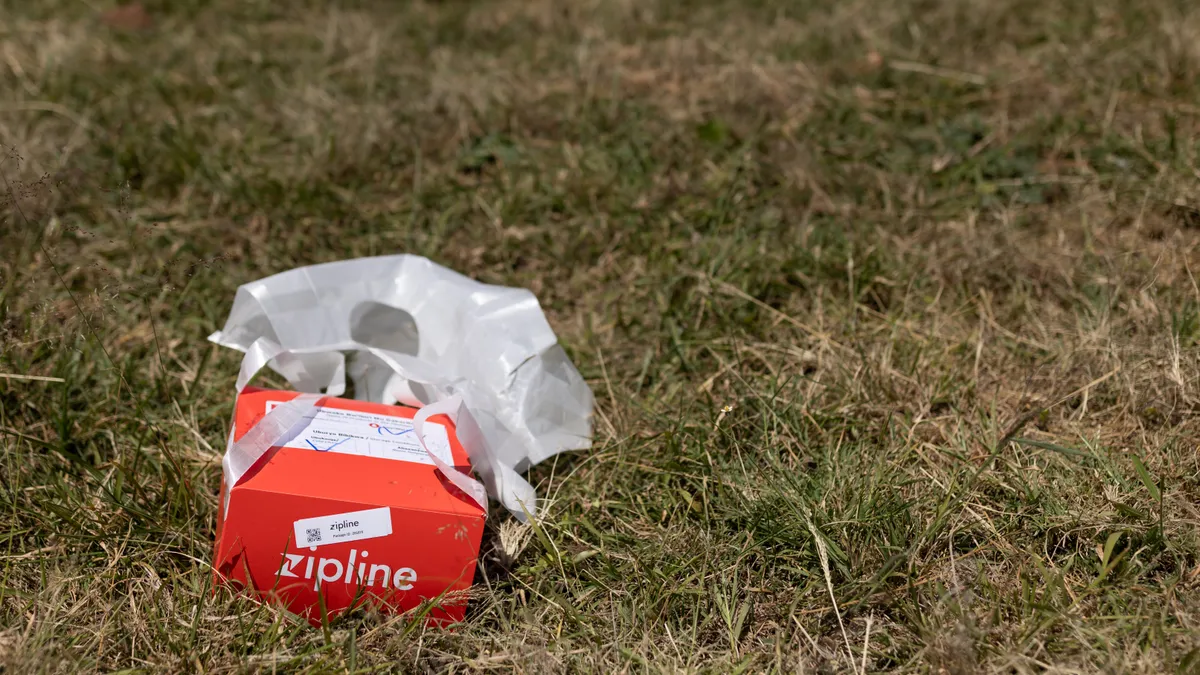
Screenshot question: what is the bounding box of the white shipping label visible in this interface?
[294,507,392,548]
[267,401,454,467]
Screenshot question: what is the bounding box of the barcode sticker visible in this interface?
[293,507,392,549]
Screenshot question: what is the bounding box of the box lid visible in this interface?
[231,387,485,520]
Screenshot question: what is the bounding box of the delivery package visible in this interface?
[208,255,593,625]
[212,388,485,623]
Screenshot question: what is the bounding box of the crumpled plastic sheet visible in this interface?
[209,254,594,522]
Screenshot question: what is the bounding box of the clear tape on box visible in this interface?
[210,255,594,523]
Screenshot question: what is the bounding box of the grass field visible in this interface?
[2,0,1200,672]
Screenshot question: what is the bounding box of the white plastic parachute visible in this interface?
[209,255,594,522]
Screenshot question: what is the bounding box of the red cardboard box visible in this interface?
[212,387,486,625]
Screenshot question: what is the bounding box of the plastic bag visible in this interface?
[209,255,594,522]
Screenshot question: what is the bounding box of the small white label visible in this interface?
[293,507,392,548]
[270,403,454,467]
